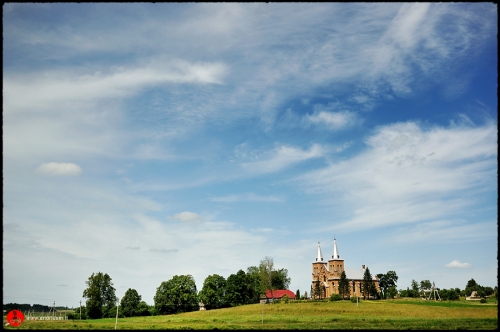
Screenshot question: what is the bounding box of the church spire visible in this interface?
[332,237,340,259]
[315,241,324,262]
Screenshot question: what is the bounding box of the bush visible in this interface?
[350,296,360,303]
[282,294,289,304]
[330,294,342,301]
[480,298,487,303]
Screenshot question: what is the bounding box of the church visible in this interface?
[311,238,380,299]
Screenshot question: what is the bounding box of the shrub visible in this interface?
[282,294,289,304]
[350,296,360,303]
[480,298,487,303]
[330,294,342,301]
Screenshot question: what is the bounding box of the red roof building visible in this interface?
[262,290,296,302]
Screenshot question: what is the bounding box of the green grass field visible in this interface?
[5,298,497,330]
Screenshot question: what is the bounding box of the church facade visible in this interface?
[311,238,380,299]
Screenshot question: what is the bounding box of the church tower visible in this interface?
[311,242,328,299]
[312,241,325,276]
[327,237,345,295]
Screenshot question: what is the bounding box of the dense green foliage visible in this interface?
[338,270,350,299]
[120,288,142,317]
[330,293,342,301]
[154,275,198,315]
[226,270,255,306]
[259,256,274,298]
[82,272,117,319]
[246,266,263,303]
[362,267,374,300]
[198,274,227,310]
[313,276,322,300]
[272,268,291,290]
[376,271,398,299]
[420,280,432,291]
[464,278,494,298]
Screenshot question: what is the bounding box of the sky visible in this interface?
[2,3,498,308]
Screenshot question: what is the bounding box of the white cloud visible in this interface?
[170,211,202,223]
[445,260,472,269]
[306,110,359,130]
[242,144,325,174]
[210,193,285,203]
[3,60,227,114]
[295,121,497,231]
[35,162,82,176]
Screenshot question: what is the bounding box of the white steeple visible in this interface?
[332,237,340,260]
[315,241,324,262]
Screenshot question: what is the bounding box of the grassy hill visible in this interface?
[4,298,498,330]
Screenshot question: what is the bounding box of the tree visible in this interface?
[272,268,291,290]
[226,270,253,306]
[448,289,459,301]
[387,286,398,299]
[466,278,477,288]
[198,274,227,310]
[465,278,481,297]
[338,271,350,300]
[411,279,420,298]
[137,301,151,316]
[377,271,398,299]
[314,276,321,300]
[420,280,432,290]
[246,266,264,303]
[295,289,300,300]
[120,288,142,317]
[82,272,117,319]
[304,291,308,299]
[154,275,198,315]
[259,257,274,301]
[362,267,373,300]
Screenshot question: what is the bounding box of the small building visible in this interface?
[260,289,296,303]
[466,291,483,301]
[198,302,206,310]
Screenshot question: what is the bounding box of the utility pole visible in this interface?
[261,301,263,324]
[79,300,82,320]
[115,297,119,330]
[53,301,55,319]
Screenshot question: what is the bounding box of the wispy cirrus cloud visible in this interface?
[241,144,325,174]
[3,60,227,114]
[210,193,285,203]
[295,120,497,233]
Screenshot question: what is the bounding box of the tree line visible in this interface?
[71,256,291,319]
[398,278,497,301]
[3,303,55,312]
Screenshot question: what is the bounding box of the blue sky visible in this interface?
[3,3,497,307]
